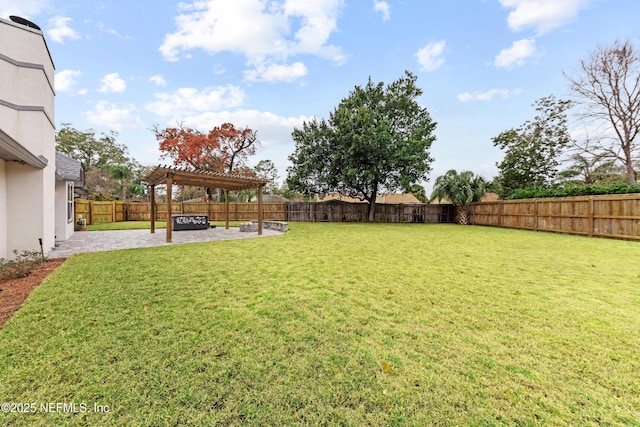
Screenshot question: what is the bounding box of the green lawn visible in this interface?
[87,220,242,231]
[1,223,639,425]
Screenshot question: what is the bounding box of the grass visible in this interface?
[1,223,639,425]
[87,220,242,231]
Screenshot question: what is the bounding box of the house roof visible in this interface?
[432,192,500,204]
[55,152,84,187]
[317,193,423,204]
[381,193,422,204]
[317,194,367,203]
[262,194,289,202]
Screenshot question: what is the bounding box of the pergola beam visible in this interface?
[143,166,269,242]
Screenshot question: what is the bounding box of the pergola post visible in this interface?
[225,190,230,230]
[258,184,263,235]
[166,173,173,243]
[150,185,156,234]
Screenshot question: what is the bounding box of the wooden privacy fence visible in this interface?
[128,202,286,222]
[286,202,455,223]
[74,199,286,224]
[468,193,640,240]
[74,200,126,225]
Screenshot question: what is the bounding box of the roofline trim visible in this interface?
[0,129,48,168]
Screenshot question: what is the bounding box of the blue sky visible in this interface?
[2,0,639,193]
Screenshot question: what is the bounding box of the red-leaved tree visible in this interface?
[154,122,260,174]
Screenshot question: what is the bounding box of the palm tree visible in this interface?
[558,152,624,186]
[430,170,487,224]
[108,164,133,200]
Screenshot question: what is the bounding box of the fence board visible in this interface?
[114,201,126,222]
[470,193,640,240]
[90,201,114,224]
[74,199,91,225]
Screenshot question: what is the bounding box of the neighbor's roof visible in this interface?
[55,152,83,186]
[143,165,268,191]
[262,194,289,202]
[317,193,422,204]
[381,193,421,204]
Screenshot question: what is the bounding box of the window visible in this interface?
[67,182,74,223]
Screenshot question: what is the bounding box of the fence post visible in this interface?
[534,200,539,231]
[588,196,594,237]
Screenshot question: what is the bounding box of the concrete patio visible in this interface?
[50,227,285,258]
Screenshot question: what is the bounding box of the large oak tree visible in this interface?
[286,71,437,222]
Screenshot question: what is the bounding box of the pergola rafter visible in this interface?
[143,165,268,242]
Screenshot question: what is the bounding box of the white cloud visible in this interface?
[46,16,81,44]
[55,69,82,92]
[178,109,311,148]
[457,88,522,102]
[494,38,539,68]
[149,75,167,86]
[98,73,127,93]
[0,0,50,19]
[145,85,246,117]
[499,0,591,34]
[158,0,346,81]
[244,62,308,83]
[95,22,130,39]
[373,0,391,21]
[416,40,446,72]
[84,101,144,130]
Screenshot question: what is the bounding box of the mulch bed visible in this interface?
[0,258,66,328]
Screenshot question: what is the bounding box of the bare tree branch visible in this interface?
[565,40,640,183]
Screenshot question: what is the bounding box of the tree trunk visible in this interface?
[456,206,470,225]
[624,151,637,184]
[367,199,376,222]
[366,186,378,222]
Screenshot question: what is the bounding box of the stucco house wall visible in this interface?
[0,16,56,259]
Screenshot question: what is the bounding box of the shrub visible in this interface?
[0,250,48,280]
[505,183,640,200]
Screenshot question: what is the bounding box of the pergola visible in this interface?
[143,166,268,242]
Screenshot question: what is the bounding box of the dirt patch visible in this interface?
[0,258,66,328]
